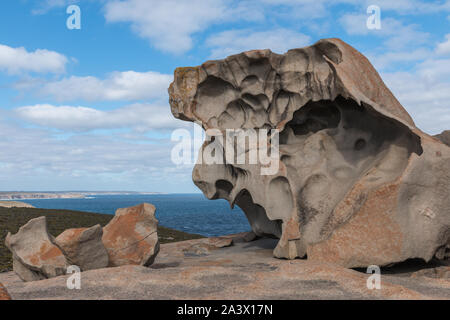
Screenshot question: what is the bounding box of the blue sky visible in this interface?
[0,0,449,192]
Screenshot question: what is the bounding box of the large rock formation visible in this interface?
[169,38,450,268]
[5,217,67,281]
[102,203,160,267]
[55,224,109,271]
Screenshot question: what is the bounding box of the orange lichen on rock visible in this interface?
[5,216,67,281]
[0,282,11,300]
[102,203,159,267]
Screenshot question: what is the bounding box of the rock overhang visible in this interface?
[169,38,450,268]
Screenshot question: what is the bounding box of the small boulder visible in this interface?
[102,203,159,267]
[206,237,233,248]
[242,231,257,242]
[183,237,233,257]
[0,282,11,300]
[5,217,67,281]
[183,243,211,257]
[55,224,109,271]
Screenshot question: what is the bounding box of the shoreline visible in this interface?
[0,191,169,201]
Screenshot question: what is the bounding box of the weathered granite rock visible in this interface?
[102,203,160,267]
[2,235,450,300]
[434,130,450,147]
[411,266,450,279]
[242,231,257,242]
[183,237,233,256]
[55,224,109,271]
[0,282,11,300]
[169,38,450,268]
[206,237,233,248]
[5,217,67,281]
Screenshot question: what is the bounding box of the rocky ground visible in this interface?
[1,233,448,300]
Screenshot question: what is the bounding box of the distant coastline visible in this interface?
[0,201,35,208]
[0,191,165,201]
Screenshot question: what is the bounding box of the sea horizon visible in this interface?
[1,193,250,237]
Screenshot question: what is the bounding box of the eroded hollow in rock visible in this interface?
[194,95,423,259]
[280,97,422,241]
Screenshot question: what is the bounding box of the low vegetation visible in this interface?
[0,207,204,272]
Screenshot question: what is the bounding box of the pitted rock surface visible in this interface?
[169,38,450,267]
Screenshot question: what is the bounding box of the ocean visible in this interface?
[19,194,250,237]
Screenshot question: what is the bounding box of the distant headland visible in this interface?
[0,191,164,200]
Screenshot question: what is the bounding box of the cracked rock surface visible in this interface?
[102,203,160,267]
[169,38,450,268]
[55,224,109,271]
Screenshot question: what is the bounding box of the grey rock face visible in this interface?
[5,217,67,281]
[55,224,109,271]
[169,38,450,268]
[434,130,450,147]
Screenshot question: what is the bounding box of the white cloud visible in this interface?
[32,0,79,15]
[359,0,449,14]
[104,0,227,54]
[366,0,450,15]
[261,0,340,19]
[339,15,429,49]
[206,28,311,59]
[368,48,431,70]
[0,44,68,75]
[14,103,183,132]
[339,13,369,35]
[0,119,195,192]
[436,34,450,55]
[38,71,172,102]
[416,58,450,83]
[382,59,450,134]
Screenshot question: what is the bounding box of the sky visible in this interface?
[0,0,449,193]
